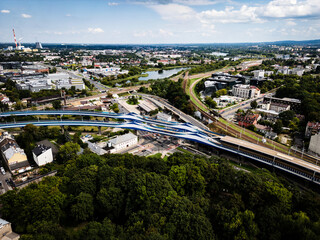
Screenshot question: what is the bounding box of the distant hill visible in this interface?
[1,39,320,49]
[263,39,320,46]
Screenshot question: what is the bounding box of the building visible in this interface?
[232,84,260,99]
[35,42,43,49]
[15,78,53,92]
[269,102,290,113]
[308,133,320,155]
[252,70,265,78]
[156,112,172,122]
[36,140,59,157]
[138,103,157,114]
[263,96,301,112]
[32,144,53,166]
[305,122,320,138]
[106,132,138,153]
[21,64,49,74]
[255,108,279,120]
[0,218,20,240]
[87,141,107,155]
[55,79,85,90]
[0,132,29,174]
[207,72,246,88]
[249,77,269,87]
[237,112,261,127]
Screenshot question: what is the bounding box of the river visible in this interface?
[138,67,188,81]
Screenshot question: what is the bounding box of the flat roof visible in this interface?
[0,218,9,229]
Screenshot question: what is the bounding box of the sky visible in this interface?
[0,0,320,44]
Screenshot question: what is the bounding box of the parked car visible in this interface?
[0,167,5,175]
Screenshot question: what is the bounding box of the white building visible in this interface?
[16,79,53,92]
[55,79,85,90]
[87,141,107,155]
[252,70,265,78]
[309,133,320,155]
[232,84,260,99]
[32,144,53,166]
[157,112,172,122]
[107,132,138,153]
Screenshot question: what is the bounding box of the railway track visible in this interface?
[195,106,320,166]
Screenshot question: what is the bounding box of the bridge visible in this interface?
[0,110,320,185]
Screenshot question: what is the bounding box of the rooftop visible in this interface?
[0,218,9,229]
[32,144,51,157]
[109,132,137,146]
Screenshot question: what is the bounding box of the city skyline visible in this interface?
[0,0,320,44]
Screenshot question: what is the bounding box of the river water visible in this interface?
[138,67,188,81]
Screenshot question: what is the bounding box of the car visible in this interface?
[0,167,5,175]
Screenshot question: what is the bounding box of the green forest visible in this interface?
[1,149,320,240]
[276,74,320,122]
[139,79,195,115]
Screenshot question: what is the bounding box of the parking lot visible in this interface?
[129,131,181,157]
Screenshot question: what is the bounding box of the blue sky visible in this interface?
[0,0,319,44]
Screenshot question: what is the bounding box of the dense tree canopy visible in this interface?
[276,74,320,122]
[1,150,320,240]
[143,79,195,115]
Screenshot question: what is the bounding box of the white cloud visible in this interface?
[159,28,174,36]
[134,0,225,5]
[286,20,297,26]
[43,31,63,35]
[150,4,195,21]
[88,28,104,33]
[1,10,10,14]
[173,0,220,5]
[199,5,262,23]
[133,30,153,37]
[150,0,320,27]
[259,0,320,18]
[21,13,32,18]
[66,14,71,17]
[108,2,119,6]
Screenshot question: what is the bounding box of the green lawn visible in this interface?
[186,78,208,112]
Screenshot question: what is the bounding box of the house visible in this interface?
[0,132,29,174]
[254,124,272,134]
[32,144,53,166]
[237,112,261,128]
[0,218,20,240]
[305,122,320,138]
[105,132,138,153]
[36,140,59,157]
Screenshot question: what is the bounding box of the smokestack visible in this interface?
[12,29,17,49]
